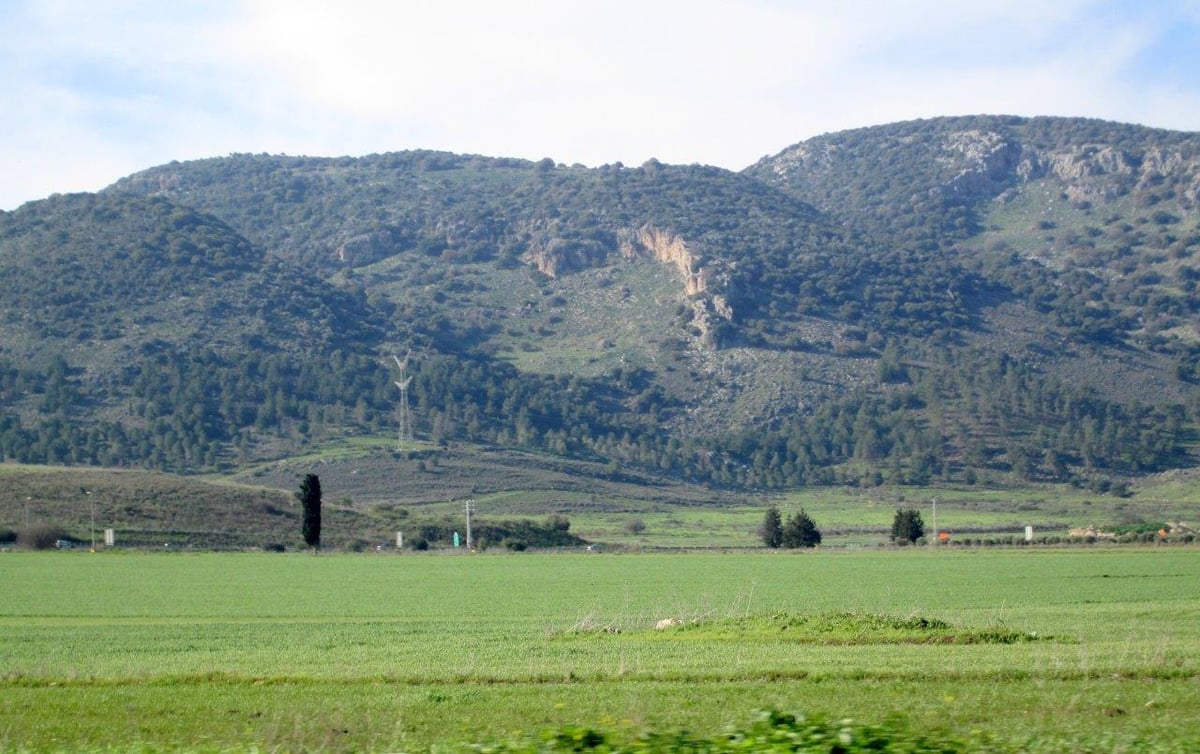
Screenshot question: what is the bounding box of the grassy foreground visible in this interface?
[2,548,1199,751]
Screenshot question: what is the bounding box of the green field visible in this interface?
[2,549,1199,752]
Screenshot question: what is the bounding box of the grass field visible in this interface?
[2,548,1199,752]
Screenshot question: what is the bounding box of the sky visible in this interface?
[2,0,1199,211]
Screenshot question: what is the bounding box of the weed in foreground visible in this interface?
[468,708,1200,753]
[468,709,996,752]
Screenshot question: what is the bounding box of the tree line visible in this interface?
[758,507,925,548]
[1,334,1193,489]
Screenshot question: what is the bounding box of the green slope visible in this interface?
[0,117,1197,497]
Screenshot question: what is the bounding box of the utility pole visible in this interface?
[931,497,938,547]
[465,499,474,551]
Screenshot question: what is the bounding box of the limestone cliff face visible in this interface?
[761,122,1200,215]
[933,130,1200,208]
[934,130,1024,200]
[523,223,726,298]
[523,236,609,277]
[617,226,713,296]
[618,226,733,345]
[1047,145,1200,207]
[522,223,733,346]
[1044,145,1140,203]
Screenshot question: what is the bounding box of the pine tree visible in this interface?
[782,508,822,548]
[298,474,322,551]
[890,507,925,544]
[759,506,783,548]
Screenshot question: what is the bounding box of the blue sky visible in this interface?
[2,0,1199,210]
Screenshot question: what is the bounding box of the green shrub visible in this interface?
[890,508,924,543]
[16,524,70,550]
[781,508,822,548]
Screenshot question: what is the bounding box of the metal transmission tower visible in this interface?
[393,351,414,451]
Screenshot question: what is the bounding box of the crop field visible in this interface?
[2,548,1199,752]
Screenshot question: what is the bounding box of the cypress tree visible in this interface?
[298,474,322,551]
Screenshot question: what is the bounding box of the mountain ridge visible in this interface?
[1,115,1198,497]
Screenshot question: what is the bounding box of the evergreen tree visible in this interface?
[891,507,925,544]
[759,506,783,548]
[298,474,322,551]
[782,509,822,548]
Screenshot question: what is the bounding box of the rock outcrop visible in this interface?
[618,226,712,296]
[619,225,729,345]
[523,236,609,277]
[520,223,734,347]
[617,226,734,345]
[935,130,1024,201]
[933,131,1200,208]
[334,228,402,265]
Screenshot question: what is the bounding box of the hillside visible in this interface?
[748,115,1200,368]
[109,152,982,351]
[0,192,380,361]
[1,116,1199,503]
[0,462,591,551]
[0,192,388,471]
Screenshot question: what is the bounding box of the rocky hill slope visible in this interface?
[1,116,1197,496]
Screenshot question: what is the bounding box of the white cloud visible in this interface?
[1,0,1198,210]
[219,1,860,165]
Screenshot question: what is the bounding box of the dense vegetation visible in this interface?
[748,115,1200,348]
[4,339,1185,490]
[111,152,979,344]
[2,116,1200,496]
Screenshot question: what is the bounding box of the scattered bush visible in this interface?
[17,524,70,550]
